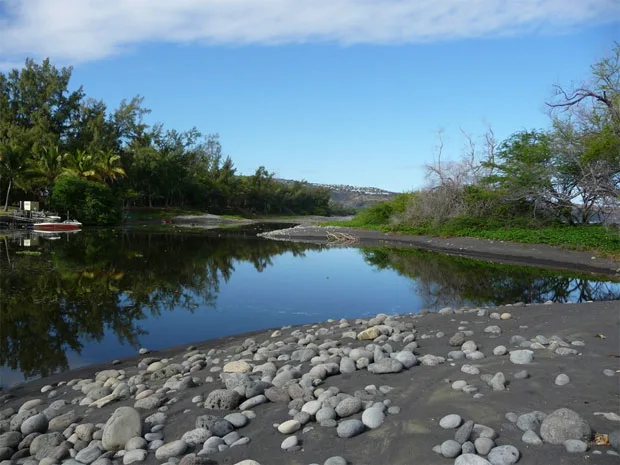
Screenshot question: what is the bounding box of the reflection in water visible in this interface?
[2,231,619,383]
[0,228,321,380]
[361,248,620,309]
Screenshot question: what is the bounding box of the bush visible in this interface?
[50,177,122,226]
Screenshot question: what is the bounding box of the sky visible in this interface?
[0,1,619,192]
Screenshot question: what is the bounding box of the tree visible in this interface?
[50,176,122,225]
[0,140,27,210]
[23,144,67,197]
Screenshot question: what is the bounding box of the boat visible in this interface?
[33,219,82,232]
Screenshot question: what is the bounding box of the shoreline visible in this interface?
[259,225,620,277]
[1,300,619,465]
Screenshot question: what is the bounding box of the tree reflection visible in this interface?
[0,229,321,379]
[361,248,620,309]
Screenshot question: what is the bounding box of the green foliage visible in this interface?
[50,177,122,225]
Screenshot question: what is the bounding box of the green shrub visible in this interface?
[50,177,122,226]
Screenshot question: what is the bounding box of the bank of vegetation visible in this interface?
[0,61,331,225]
[328,43,620,257]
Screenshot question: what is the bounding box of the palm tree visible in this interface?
[0,142,26,211]
[96,149,126,183]
[62,149,101,182]
[25,145,67,194]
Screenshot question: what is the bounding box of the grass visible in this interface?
[124,207,207,221]
[323,217,620,259]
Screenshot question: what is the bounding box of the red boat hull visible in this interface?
[34,223,81,232]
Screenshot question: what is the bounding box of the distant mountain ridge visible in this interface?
[276,178,398,211]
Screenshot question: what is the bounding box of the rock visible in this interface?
[280,435,298,450]
[125,437,147,451]
[361,408,385,429]
[419,354,445,366]
[490,372,506,391]
[75,444,102,464]
[487,445,520,465]
[134,394,165,410]
[455,421,474,444]
[122,449,147,465]
[439,414,462,429]
[339,357,356,373]
[211,420,234,437]
[316,407,337,423]
[10,409,38,431]
[277,420,300,435]
[179,454,218,465]
[323,457,347,465]
[336,420,364,438]
[0,448,12,460]
[0,432,21,448]
[155,440,187,460]
[367,359,403,374]
[223,361,251,373]
[484,326,502,335]
[522,430,543,445]
[539,408,592,445]
[233,461,260,465]
[264,387,290,403]
[48,411,79,431]
[500,313,511,320]
[555,374,570,385]
[513,370,529,380]
[204,390,242,410]
[492,346,507,356]
[609,430,620,450]
[301,400,322,416]
[335,398,362,418]
[509,350,533,364]
[450,332,466,347]
[441,439,461,458]
[101,407,142,451]
[223,413,248,429]
[357,327,381,340]
[392,351,417,368]
[455,455,492,465]
[462,441,475,454]
[182,429,211,447]
[472,424,497,440]
[239,395,267,410]
[564,439,587,453]
[474,438,495,455]
[461,341,477,353]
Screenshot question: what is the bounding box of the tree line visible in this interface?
[0,59,331,224]
[368,43,620,229]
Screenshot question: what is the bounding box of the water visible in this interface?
[2,226,619,387]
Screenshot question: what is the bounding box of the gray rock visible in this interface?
[101,407,142,451]
[155,440,187,460]
[10,409,38,431]
[540,408,592,445]
[487,445,520,465]
[564,439,587,453]
[490,372,506,391]
[484,326,502,335]
[450,332,466,347]
[335,398,362,418]
[181,429,211,447]
[211,420,234,438]
[493,346,507,356]
[339,357,356,374]
[134,394,164,410]
[474,437,495,455]
[0,432,21,448]
[222,431,240,446]
[323,457,347,465]
[75,424,96,442]
[122,449,147,465]
[239,395,267,410]
[277,420,300,435]
[316,407,337,423]
[555,374,570,385]
[280,435,298,450]
[392,351,417,368]
[455,455,492,465]
[0,448,12,461]
[29,432,63,459]
[455,421,474,444]
[204,390,242,410]
[472,424,497,440]
[522,430,543,445]
[125,437,147,451]
[441,439,461,458]
[462,441,475,454]
[367,359,403,374]
[609,430,620,450]
[516,411,546,432]
[264,387,290,403]
[48,411,79,431]
[509,350,533,364]
[336,419,365,438]
[223,413,248,428]
[361,408,385,429]
[75,445,102,464]
[439,414,462,429]
[513,370,529,380]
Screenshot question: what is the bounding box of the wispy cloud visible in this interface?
[0,0,618,66]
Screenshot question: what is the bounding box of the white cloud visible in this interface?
[0,0,618,65]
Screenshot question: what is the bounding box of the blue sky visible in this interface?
[0,1,618,192]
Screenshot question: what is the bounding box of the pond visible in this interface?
[1,225,619,387]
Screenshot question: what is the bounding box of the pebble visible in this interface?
[336,420,365,438]
[487,444,520,465]
[440,414,462,429]
[277,420,301,434]
[564,439,588,453]
[555,374,570,385]
[492,346,507,356]
[509,350,533,364]
[441,439,461,458]
[155,440,187,460]
[122,449,147,465]
[474,437,495,455]
[455,455,492,465]
[280,435,298,450]
[521,430,543,445]
[361,408,385,429]
[323,457,347,465]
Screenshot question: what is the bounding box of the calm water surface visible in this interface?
[2,225,619,387]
